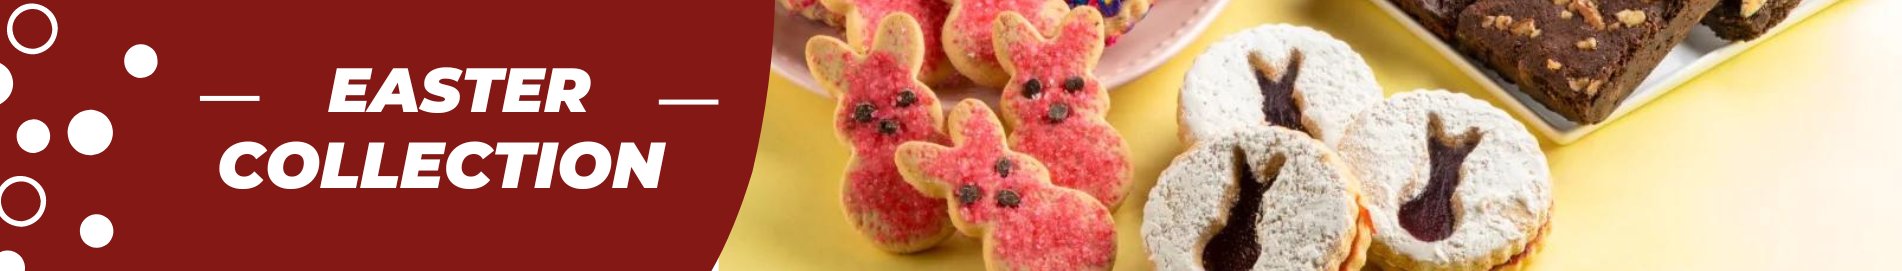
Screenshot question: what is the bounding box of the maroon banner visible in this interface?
[0,1,764,269]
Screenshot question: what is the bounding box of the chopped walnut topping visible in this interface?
[1742,0,1766,17]
[1567,78,1589,91]
[1569,0,1606,30]
[1561,10,1574,19]
[1586,80,1604,96]
[1511,19,1542,37]
[1615,9,1647,27]
[1552,0,1570,5]
[1546,59,1563,70]
[1483,15,1515,30]
[1575,38,1599,50]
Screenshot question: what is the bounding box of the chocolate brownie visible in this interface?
[1702,0,1802,41]
[1453,0,1718,124]
[1390,0,1479,41]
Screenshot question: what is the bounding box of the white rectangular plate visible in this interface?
[1367,0,1838,144]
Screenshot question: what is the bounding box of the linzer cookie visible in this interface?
[1064,0,1153,45]
[820,0,957,85]
[994,8,1134,209]
[1335,90,1552,270]
[1178,25,1383,146]
[1701,0,1802,41]
[943,0,1069,87]
[1144,126,1373,271]
[1453,0,1719,124]
[805,14,954,253]
[895,99,1117,271]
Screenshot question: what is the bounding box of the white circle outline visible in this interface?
[7,3,56,55]
[0,176,45,227]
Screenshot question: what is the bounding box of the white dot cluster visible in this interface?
[0,4,137,269]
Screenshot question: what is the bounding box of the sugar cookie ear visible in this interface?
[867,13,927,73]
[946,99,1006,147]
[894,141,953,196]
[805,35,857,97]
[992,8,1107,75]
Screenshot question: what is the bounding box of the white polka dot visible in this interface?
[0,63,11,105]
[124,44,156,78]
[67,110,112,155]
[16,119,45,153]
[0,250,19,271]
[80,214,113,248]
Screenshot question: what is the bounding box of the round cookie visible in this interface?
[943,0,1069,87]
[994,8,1133,209]
[895,99,1117,271]
[805,14,955,253]
[820,0,957,85]
[1335,90,1552,270]
[1144,126,1372,271]
[1178,25,1383,146]
[1063,0,1152,45]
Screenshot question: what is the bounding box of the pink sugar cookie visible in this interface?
[942,0,1069,87]
[820,0,957,85]
[993,8,1133,209]
[805,14,954,253]
[896,99,1117,271]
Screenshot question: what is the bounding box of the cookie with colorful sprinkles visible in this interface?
[991,8,1134,209]
[1065,0,1152,45]
[805,14,955,253]
[895,99,1117,271]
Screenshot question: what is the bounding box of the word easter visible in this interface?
[220,141,664,189]
[329,68,591,113]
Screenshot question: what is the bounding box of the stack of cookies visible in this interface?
[781,0,1153,88]
[1388,0,1801,124]
[805,5,1140,271]
[1147,24,1554,271]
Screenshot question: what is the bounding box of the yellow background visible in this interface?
[725,0,1902,269]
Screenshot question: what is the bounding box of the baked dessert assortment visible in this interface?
[1336,90,1551,271]
[1177,25,1383,146]
[994,8,1135,209]
[1389,0,1797,124]
[788,0,1157,88]
[1701,0,1804,41]
[806,14,955,253]
[1149,26,1552,271]
[896,99,1117,270]
[1144,126,1371,271]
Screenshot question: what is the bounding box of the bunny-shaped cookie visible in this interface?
[896,99,1116,271]
[993,8,1134,209]
[806,14,954,253]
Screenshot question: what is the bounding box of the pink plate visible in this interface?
[769,0,1229,100]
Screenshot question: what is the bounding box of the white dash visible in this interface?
[658,99,719,106]
[200,95,260,102]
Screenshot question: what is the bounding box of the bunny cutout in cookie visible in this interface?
[805,14,954,253]
[993,8,1134,209]
[896,99,1116,271]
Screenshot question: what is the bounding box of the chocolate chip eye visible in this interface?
[996,189,1021,208]
[877,119,899,135]
[957,184,981,206]
[1063,76,1085,93]
[896,90,917,108]
[995,158,1014,178]
[1046,103,1071,123]
[853,103,875,123]
[1022,78,1044,99]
